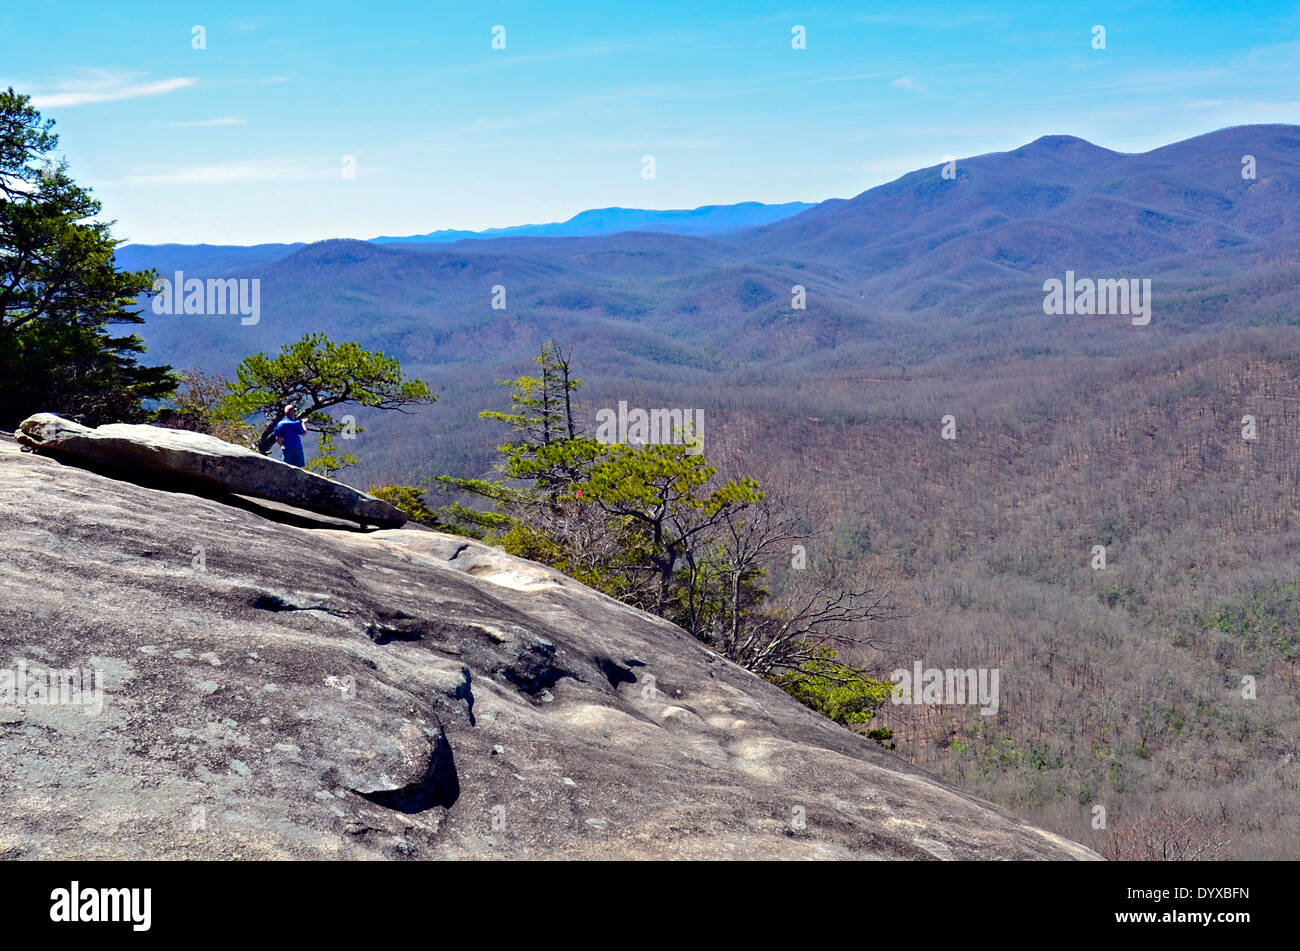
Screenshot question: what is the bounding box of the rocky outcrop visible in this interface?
[0,435,1099,859]
[15,414,404,529]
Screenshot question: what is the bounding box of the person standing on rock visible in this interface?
[274,405,308,467]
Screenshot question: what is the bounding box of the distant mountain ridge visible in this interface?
[118,123,1300,479]
[116,201,815,272]
[368,201,816,243]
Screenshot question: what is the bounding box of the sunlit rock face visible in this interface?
[0,435,1098,860]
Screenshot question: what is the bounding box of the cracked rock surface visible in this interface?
[0,436,1098,859]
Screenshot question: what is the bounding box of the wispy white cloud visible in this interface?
[115,157,334,187]
[229,16,270,32]
[891,76,924,93]
[853,8,1006,31]
[165,117,248,128]
[588,138,721,152]
[1180,98,1300,123]
[804,71,900,85]
[419,29,746,78]
[30,71,196,108]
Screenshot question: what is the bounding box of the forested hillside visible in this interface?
[119,126,1300,857]
[679,329,1300,858]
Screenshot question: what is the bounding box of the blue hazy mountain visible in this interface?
[123,125,1300,388]
[368,201,815,243]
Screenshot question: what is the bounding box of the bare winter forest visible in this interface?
[123,126,1300,860]
[693,329,1300,859]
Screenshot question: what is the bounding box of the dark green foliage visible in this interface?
[220,332,434,474]
[1194,584,1300,662]
[0,88,176,427]
[368,484,449,529]
[774,646,895,745]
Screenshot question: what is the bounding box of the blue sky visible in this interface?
[6,1,1300,244]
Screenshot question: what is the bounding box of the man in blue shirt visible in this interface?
[273,405,308,467]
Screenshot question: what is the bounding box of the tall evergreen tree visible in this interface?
[436,339,602,534]
[0,88,176,427]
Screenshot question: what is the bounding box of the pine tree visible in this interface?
[435,340,602,535]
[0,88,176,427]
[220,332,434,474]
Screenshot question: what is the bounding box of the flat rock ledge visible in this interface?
[16,413,404,529]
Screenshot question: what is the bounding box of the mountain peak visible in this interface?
[287,238,394,264]
[1024,133,1098,149]
[1010,134,1122,163]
